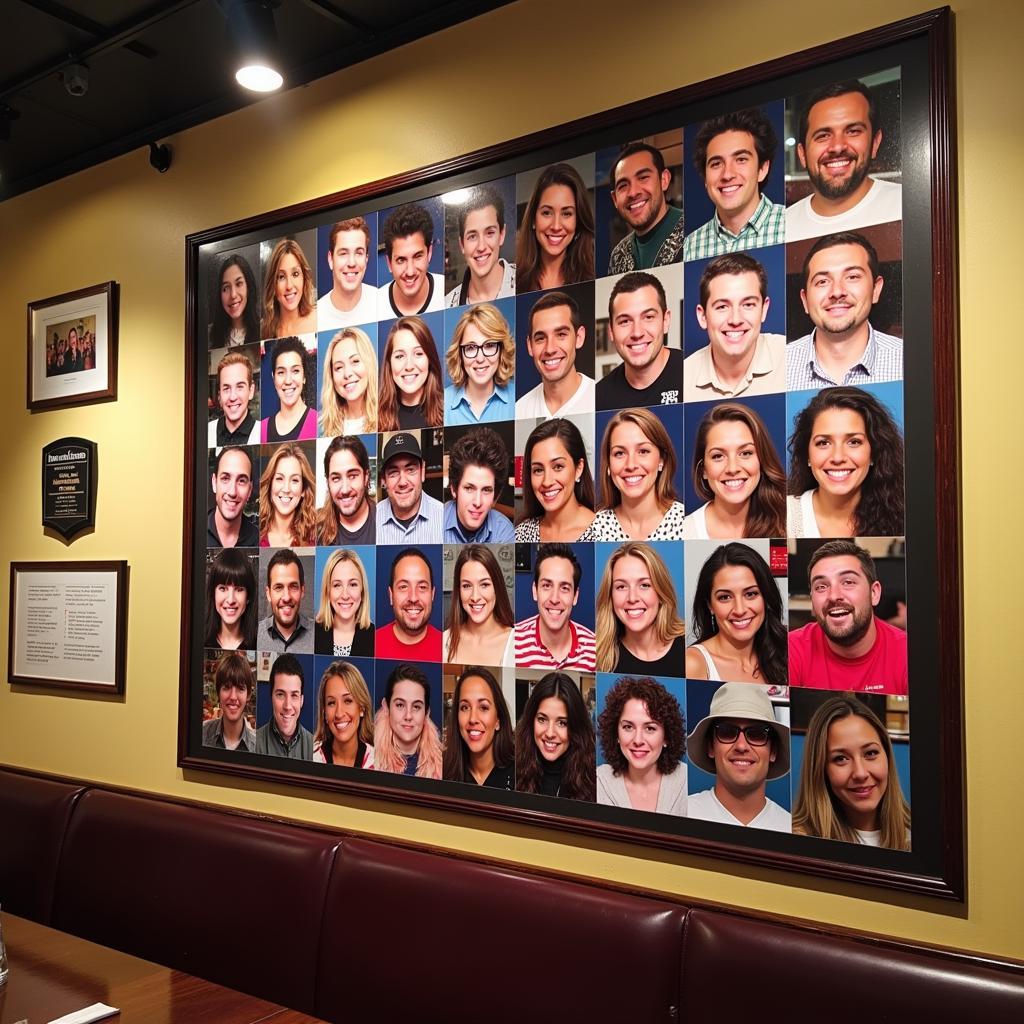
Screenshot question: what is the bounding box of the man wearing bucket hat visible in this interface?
[686,682,791,831]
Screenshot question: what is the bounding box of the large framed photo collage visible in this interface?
[180,10,962,897]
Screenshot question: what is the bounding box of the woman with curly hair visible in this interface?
[683,403,786,539]
[596,676,687,814]
[261,337,317,442]
[515,417,596,542]
[793,695,910,850]
[312,661,375,769]
[595,542,687,675]
[258,442,316,547]
[591,407,686,541]
[378,316,444,430]
[373,664,443,779]
[261,237,316,338]
[515,672,595,801]
[443,303,515,424]
[787,386,905,537]
[209,253,260,348]
[319,327,378,435]
[314,548,374,657]
[516,162,596,292]
[204,548,258,651]
[443,545,515,666]
[442,666,515,789]
[685,542,787,687]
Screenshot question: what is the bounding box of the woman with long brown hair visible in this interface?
[443,545,515,666]
[377,315,444,430]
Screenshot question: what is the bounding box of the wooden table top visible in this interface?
[0,914,327,1024]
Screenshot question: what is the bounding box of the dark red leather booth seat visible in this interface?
[0,771,83,923]
[2,767,1022,1024]
[51,788,341,1015]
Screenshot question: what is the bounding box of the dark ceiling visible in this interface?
[0,0,511,203]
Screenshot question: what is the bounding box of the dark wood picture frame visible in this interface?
[9,560,129,694]
[179,9,962,899]
[27,280,119,412]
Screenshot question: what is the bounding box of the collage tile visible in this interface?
[200,68,912,850]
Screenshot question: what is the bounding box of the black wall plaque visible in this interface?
[42,437,96,540]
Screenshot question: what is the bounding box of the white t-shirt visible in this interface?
[515,374,595,419]
[378,272,445,319]
[688,788,792,832]
[786,178,902,242]
[316,285,380,331]
[681,502,710,540]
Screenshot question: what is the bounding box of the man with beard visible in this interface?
[607,142,685,274]
[376,548,442,661]
[257,549,313,654]
[375,431,442,544]
[686,683,791,831]
[787,232,903,390]
[789,540,907,694]
[596,271,682,410]
[787,79,902,242]
[317,435,375,545]
[254,653,314,759]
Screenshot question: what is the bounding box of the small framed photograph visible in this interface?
[8,560,129,694]
[27,281,119,411]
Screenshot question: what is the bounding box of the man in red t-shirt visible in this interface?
[375,548,442,662]
[789,540,907,695]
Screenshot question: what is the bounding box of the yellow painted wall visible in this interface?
[2,0,1021,960]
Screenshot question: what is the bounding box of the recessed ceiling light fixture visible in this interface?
[226,0,283,93]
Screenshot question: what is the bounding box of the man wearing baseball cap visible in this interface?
[375,430,443,545]
[686,682,791,832]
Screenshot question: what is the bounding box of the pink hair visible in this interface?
[373,703,442,779]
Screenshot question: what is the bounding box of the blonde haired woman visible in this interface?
[314,548,375,657]
[320,327,378,435]
[591,407,686,541]
[312,661,375,768]
[374,664,443,779]
[443,303,515,424]
[258,442,316,547]
[595,542,686,675]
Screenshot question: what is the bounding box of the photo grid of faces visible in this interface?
[200,68,911,851]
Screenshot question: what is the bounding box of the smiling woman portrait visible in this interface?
[314,548,375,657]
[262,237,316,338]
[378,315,445,431]
[596,675,687,815]
[312,661,375,768]
[443,544,515,667]
[319,327,378,435]
[258,441,316,547]
[442,665,515,789]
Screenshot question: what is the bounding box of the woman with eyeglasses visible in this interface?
[443,303,515,424]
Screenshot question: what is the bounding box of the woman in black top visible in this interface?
[442,666,514,789]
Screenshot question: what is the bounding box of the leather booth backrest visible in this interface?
[0,770,84,923]
[52,789,341,1014]
[681,908,1024,1023]
[314,836,687,1024]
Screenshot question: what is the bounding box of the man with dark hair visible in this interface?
[513,543,595,670]
[787,231,903,390]
[376,548,442,662]
[209,351,260,446]
[208,445,259,548]
[607,141,685,274]
[257,549,313,654]
[66,326,84,373]
[316,217,378,329]
[683,107,785,262]
[375,430,443,544]
[515,291,595,418]
[379,203,445,317]
[683,252,785,400]
[686,682,791,831]
[443,428,515,543]
[787,79,902,241]
[202,651,257,751]
[789,540,907,695]
[445,186,516,307]
[597,270,681,409]
[254,653,313,759]
[319,435,375,545]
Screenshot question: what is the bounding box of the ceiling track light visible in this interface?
[225,0,283,93]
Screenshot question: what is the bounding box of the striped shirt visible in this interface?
[682,193,786,262]
[375,490,444,545]
[513,614,596,671]
[786,324,904,391]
